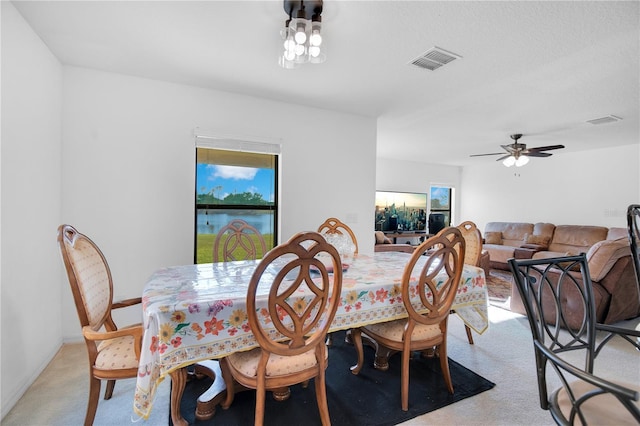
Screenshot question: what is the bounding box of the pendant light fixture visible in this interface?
[279,0,325,69]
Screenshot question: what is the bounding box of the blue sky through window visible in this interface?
[196,164,275,203]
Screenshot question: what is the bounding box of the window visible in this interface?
[195,147,278,263]
[430,186,452,228]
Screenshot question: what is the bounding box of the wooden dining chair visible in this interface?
[508,254,640,425]
[219,231,343,426]
[317,217,358,347]
[57,224,143,426]
[213,219,267,262]
[455,220,484,344]
[350,227,465,411]
[317,217,359,255]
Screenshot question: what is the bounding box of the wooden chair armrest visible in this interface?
[83,324,143,360]
[112,297,142,309]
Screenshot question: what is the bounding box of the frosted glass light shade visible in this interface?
[503,156,516,167]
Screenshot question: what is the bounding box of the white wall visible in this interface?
[459,144,640,232]
[1,2,63,417]
[61,66,377,337]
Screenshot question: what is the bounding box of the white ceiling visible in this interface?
[11,0,640,166]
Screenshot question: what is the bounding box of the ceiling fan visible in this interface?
[470,134,565,167]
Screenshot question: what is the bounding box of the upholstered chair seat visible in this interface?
[95,335,140,370]
[226,345,329,378]
[557,380,640,425]
[364,319,441,342]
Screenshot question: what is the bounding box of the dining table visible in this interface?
[133,251,489,425]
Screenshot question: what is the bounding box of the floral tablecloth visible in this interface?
[133,252,488,419]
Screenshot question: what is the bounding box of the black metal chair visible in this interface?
[508,254,640,425]
[627,204,640,304]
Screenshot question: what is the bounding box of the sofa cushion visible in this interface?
[484,244,517,264]
[485,222,533,247]
[607,227,627,241]
[548,225,608,255]
[586,238,631,281]
[524,233,550,247]
[532,250,571,260]
[533,222,556,239]
[374,231,392,244]
[485,231,502,245]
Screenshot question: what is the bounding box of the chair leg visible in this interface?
[219,358,236,410]
[104,379,115,400]
[401,347,411,411]
[438,343,454,394]
[465,325,474,344]
[85,376,101,426]
[254,384,266,426]
[349,328,364,375]
[315,371,331,426]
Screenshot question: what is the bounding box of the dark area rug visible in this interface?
[174,329,495,425]
[486,269,513,309]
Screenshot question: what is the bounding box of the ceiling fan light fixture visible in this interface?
[502,156,516,167]
[515,155,529,167]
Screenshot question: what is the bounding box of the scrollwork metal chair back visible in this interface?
[508,254,640,425]
[627,204,640,306]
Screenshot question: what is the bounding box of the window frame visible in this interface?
[194,132,281,264]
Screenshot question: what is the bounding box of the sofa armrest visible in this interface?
[520,243,547,251]
[514,247,537,259]
[586,239,630,281]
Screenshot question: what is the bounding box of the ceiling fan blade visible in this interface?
[526,152,553,158]
[526,144,565,152]
[496,154,511,161]
[500,144,517,153]
[469,152,505,157]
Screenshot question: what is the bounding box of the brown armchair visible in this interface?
[57,224,142,426]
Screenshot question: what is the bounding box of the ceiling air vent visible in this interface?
[587,115,623,125]
[409,46,462,71]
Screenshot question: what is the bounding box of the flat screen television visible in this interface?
[375,191,427,232]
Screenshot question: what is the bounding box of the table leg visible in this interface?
[169,367,188,426]
[194,360,291,420]
[194,360,228,421]
[272,387,291,401]
[358,332,397,371]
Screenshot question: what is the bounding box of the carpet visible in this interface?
[174,330,495,425]
[486,269,513,309]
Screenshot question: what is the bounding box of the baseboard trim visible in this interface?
[0,341,63,420]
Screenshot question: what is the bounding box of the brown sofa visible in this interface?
[374,231,416,253]
[374,230,491,278]
[483,222,640,325]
